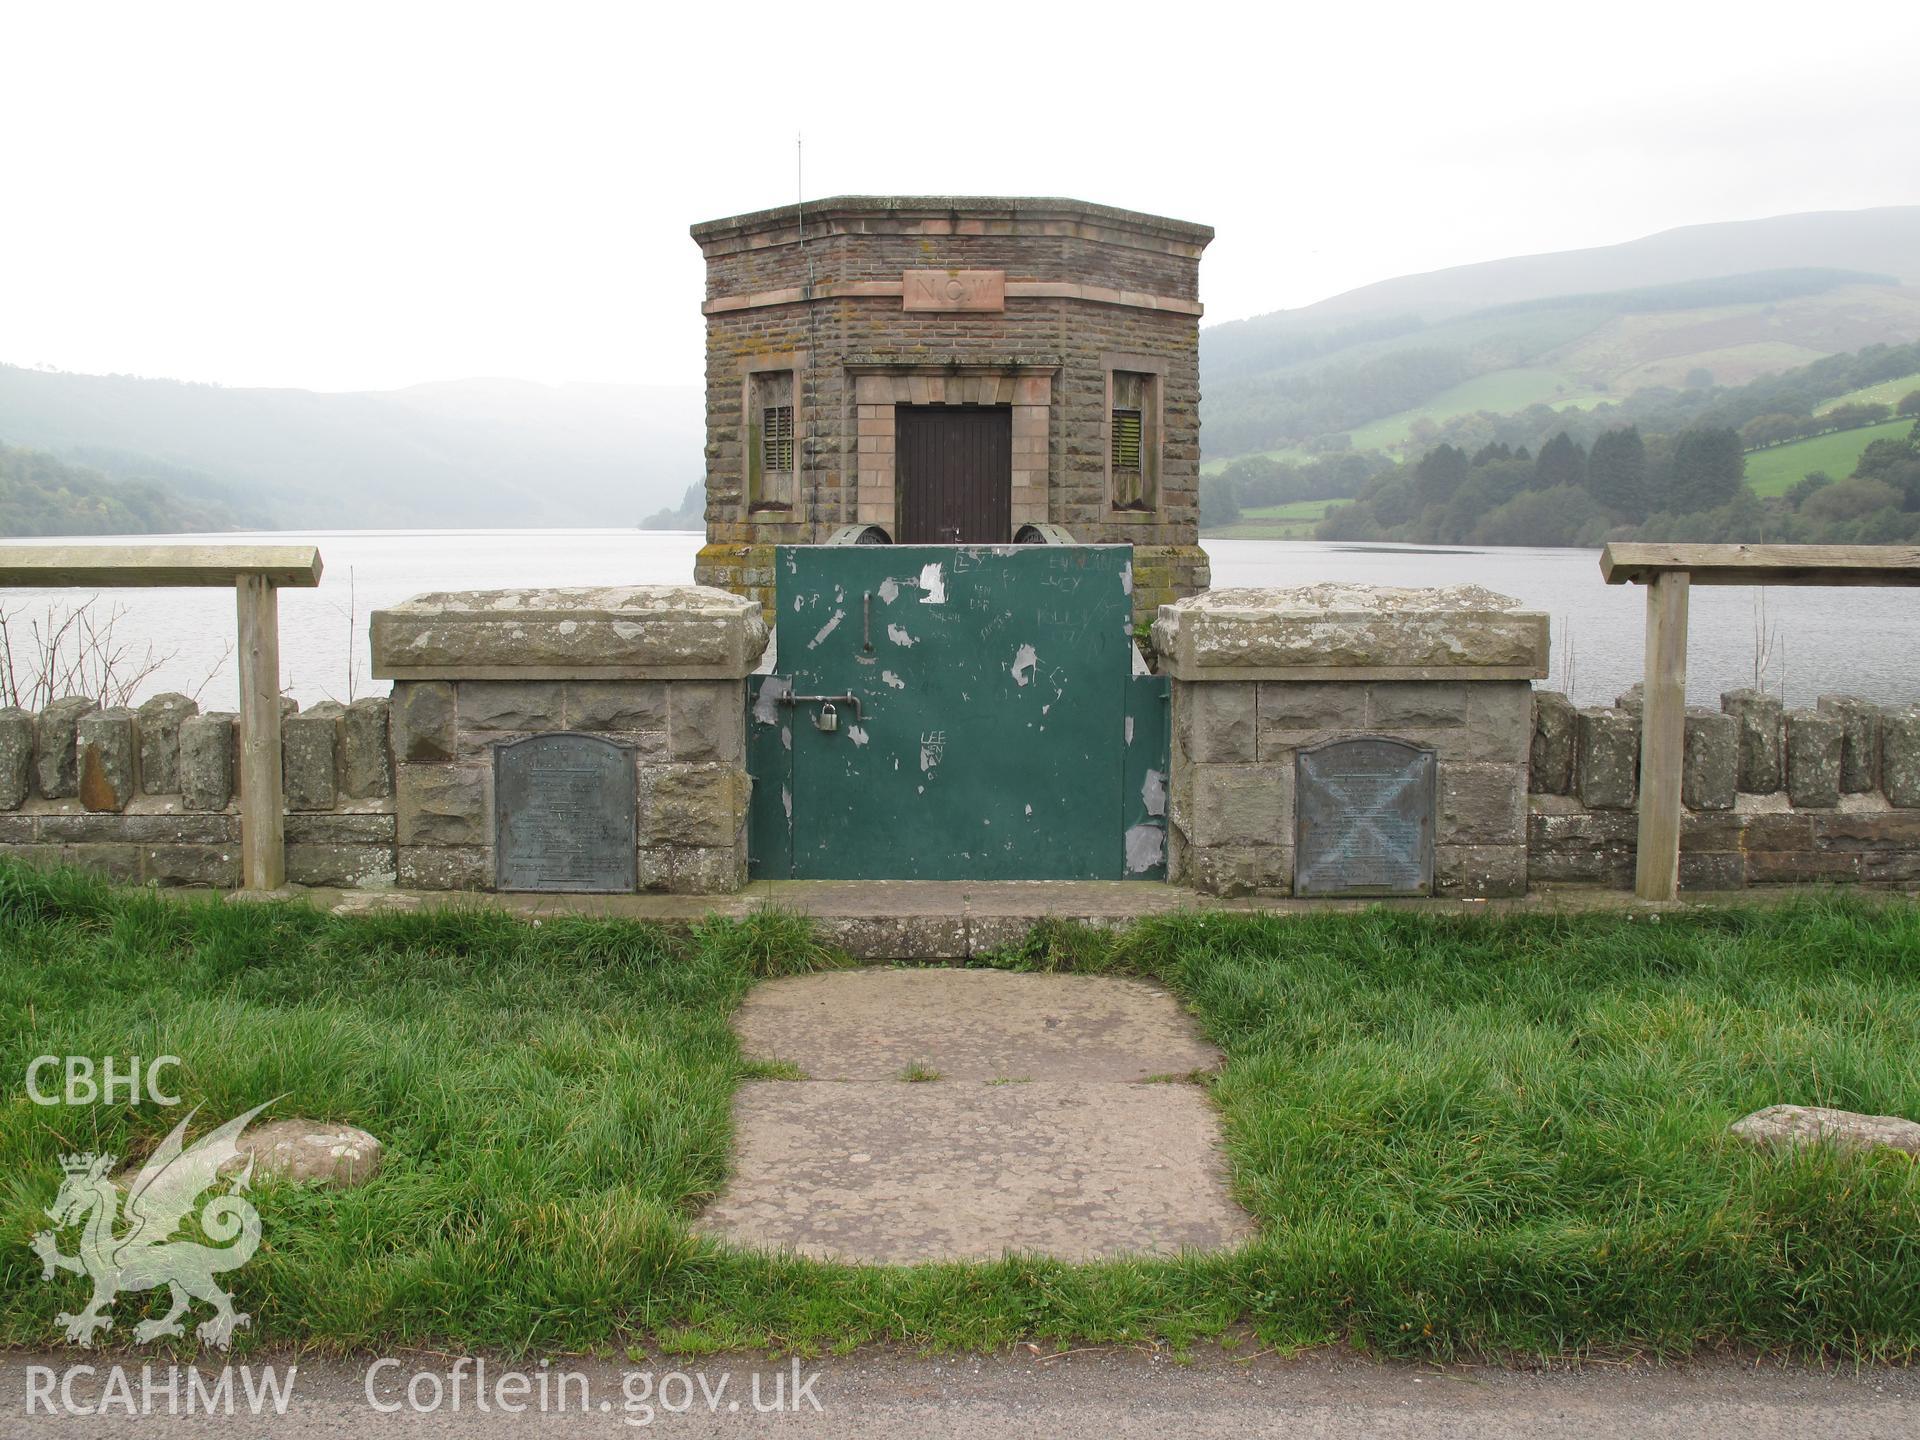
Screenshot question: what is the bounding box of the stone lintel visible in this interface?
[371,586,768,681]
[1154,584,1549,683]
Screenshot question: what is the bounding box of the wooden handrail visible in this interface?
[1602,542,1920,588]
[1601,542,1918,903]
[0,543,323,892]
[0,545,322,589]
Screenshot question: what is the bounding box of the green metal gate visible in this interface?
[747,544,1169,880]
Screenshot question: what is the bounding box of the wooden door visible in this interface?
[895,405,1011,543]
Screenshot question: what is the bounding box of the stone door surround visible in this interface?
[851,363,1055,537]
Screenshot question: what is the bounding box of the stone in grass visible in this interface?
[1730,1104,1920,1158]
[219,1119,384,1188]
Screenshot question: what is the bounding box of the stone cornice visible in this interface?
[703,280,1203,317]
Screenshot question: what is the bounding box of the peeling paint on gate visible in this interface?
[747,544,1168,881]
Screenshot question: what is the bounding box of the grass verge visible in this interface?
[2,860,1918,1361]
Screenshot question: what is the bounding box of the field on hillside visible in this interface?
[1745,418,1912,497]
[1203,497,1338,539]
[1345,369,1604,454]
[1817,373,1920,414]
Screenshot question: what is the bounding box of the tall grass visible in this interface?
[2,860,1917,1360]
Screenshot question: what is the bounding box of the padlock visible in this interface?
[815,702,839,734]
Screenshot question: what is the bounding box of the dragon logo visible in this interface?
[31,1100,276,1349]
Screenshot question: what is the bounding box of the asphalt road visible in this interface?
[6,1347,1919,1438]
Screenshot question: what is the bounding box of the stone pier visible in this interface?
[1154,585,1549,897]
[370,586,766,894]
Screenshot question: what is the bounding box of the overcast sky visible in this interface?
[6,0,1917,394]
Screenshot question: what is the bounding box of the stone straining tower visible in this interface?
[690,195,1213,627]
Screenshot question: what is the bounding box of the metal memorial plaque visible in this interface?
[1294,738,1436,897]
[494,733,637,893]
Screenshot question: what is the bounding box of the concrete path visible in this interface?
[9,1349,1917,1437]
[699,969,1253,1263]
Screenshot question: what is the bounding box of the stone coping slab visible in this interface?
[1153,583,1549,681]
[370,585,768,680]
[731,970,1222,1082]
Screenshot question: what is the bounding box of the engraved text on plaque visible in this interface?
[495,733,637,893]
[1294,738,1436,897]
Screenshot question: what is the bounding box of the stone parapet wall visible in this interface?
[1157,585,1549,898]
[1528,687,1920,888]
[0,693,395,889]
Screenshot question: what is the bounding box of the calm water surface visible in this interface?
[2,530,1913,710]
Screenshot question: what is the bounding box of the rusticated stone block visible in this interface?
[396,764,489,846]
[1883,708,1920,808]
[282,703,343,812]
[1679,851,1745,892]
[143,845,241,888]
[179,713,236,812]
[1435,843,1527,897]
[1177,681,1257,763]
[457,680,563,733]
[33,696,97,799]
[288,844,398,888]
[135,693,197,794]
[1786,710,1843,809]
[286,812,396,846]
[1180,764,1291,849]
[1721,689,1783,794]
[391,682,455,763]
[637,764,748,849]
[1745,850,1861,884]
[1682,708,1737,811]
[397,845,490,890]
[77,708,137,813]
[1370,682,1467,729]
[341,697,393,798]
[1255,680,1352,733]
[0,707,33,809]
[1177,843,1291,897]
[668,681,747,763]
[568,681,668,732]
[1817,695,1880,794]
[1529,690,1576,795]
[666,844,748,894]
[1575,708,1637,810]
[1439,762,1525,845]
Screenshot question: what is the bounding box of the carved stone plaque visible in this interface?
[1294,738,1435,897]
[494,733,636,893]
[902,269,1006,312]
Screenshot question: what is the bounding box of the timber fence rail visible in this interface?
[1600,543,1920,901]
[0,544,324,890]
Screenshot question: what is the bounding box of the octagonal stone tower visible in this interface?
[690,196,1214,627]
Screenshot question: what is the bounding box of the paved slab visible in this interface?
[702,968,1251,1263]
[731,970,1223,1082]
[700,1080,1252,1263]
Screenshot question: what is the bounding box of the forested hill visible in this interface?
[0,442,255,536]
[0,366,705,530]
[1200,207,1920,462]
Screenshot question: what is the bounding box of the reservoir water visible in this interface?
[0,530,1912,710]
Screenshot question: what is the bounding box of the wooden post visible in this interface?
[235,575,287,891]
[1633,570,1690,901]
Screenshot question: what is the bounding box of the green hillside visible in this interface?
[1744,419,1913,498]
[1815,373,1920,414]
[1201,208,1920,467]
